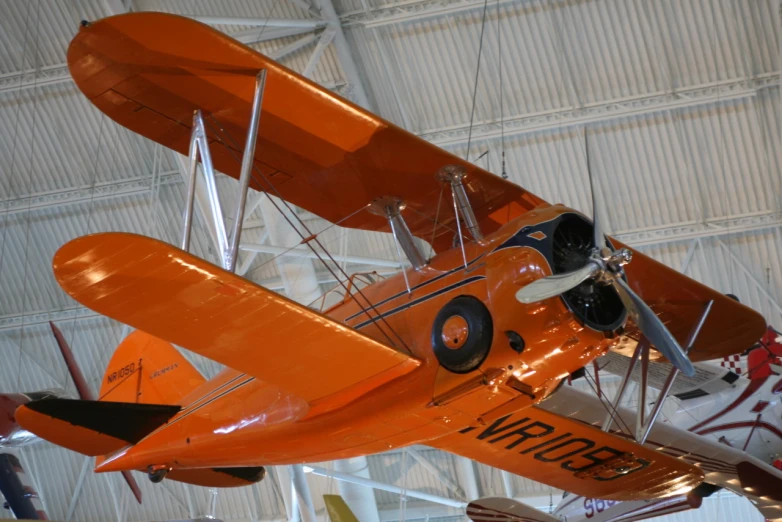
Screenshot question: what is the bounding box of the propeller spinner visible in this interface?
[515,134,695,378]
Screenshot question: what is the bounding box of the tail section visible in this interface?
[15,330,203,459]
[100,330,205,405]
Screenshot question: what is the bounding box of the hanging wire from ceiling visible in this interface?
[252,0,284,45]
[496,0,507,179]
[464,0,491,162]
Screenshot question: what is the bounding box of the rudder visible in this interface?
[100,330,205,405]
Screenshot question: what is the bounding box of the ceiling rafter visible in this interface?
[420,73,779,147]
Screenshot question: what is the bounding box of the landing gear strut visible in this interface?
[148,465,169,483]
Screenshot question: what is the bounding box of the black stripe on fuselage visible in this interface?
[180,373,248,414]
[165,376,256,428]
[353,275,486,330]
[343,253,487,323]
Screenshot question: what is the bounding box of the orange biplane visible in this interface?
[17,13,766,501]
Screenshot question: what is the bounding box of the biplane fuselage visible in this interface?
[19,12,768,501]
[97,204,616,472]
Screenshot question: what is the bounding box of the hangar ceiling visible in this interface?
[0,0,779,521]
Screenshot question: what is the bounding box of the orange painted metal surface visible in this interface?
[67,12,545,253]
[429,407,703,501]
[44,209,709,500]
[17,11,769,501]
[54,233,420,410]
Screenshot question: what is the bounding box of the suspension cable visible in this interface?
[465,0,491,162]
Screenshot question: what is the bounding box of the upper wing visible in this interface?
[53,233,420,409]
[68,12,546,253]
[621,242,766,363]
[427,404,703,501]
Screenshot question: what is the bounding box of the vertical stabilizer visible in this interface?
[99,330,205,405]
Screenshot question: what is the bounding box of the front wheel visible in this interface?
[148,466,168,483]
[431,296,493,374]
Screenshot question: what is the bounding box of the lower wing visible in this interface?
[427,405,703,501]
[52,232,420,412]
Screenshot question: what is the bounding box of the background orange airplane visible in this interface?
[16,12,765,503]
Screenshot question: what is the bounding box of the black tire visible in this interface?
[148,468,168,484]
[431,296,493,374]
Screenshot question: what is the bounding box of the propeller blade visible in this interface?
[515,263,600,304]
[50,322,143,504]
[612,277,696,377]
[49,322,93,401]
[584,133,605,251]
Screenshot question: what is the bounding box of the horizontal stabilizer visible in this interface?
[468,498,559,522]
[167,467,267,488]
[16,399,180,456]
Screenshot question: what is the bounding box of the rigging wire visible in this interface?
[582,368,634,437]
[252,0,283,44]
[464,0,491,162]
[203,115,412,354]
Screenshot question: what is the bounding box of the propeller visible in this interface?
[515,134,695,378]
[49,322,143,504]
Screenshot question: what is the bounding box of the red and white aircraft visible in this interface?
[467,325,782,522]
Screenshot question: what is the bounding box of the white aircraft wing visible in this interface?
[467,498,559,522]
[597,350,747,400]
[538,386,782,521]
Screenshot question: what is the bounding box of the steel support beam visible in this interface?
[407,448,464,498]
[334,458,381,522]
[270,33,320,61]
[292,464,317,522]
[303,28,337,78]
[0,307,99,332]
[455,457,480,501]
[191,16,322,28]
[717,238,782,317]
[312,0,372,109]
[274,467,301,522]
[305,466,467,508]
[0,64,72,94]
[613,211,782,247]
[0,170,180,216]
[340,0,520,28]
[421,74,779,147]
